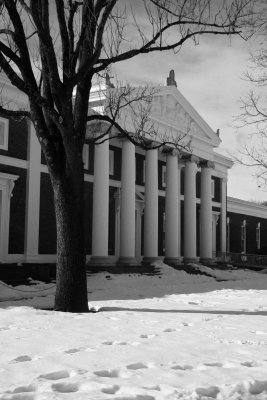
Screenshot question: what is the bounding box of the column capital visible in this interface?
[199,160,215,169]
[143,138,157,149]
[161,146,180,157]
[182,154,199,164]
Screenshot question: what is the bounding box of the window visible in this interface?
[162,165,167,188]
[162,212,166,252]
[226,217,230,253]
[241,220,246,254]
[256,222,261,250]
[143,159,146,184]
[109,149,114,176]
[82,143,89,169]
[0,118,9,150]
[211,179,215,199]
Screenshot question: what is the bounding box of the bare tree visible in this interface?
[0,0,257,312]
[237,25,267,187]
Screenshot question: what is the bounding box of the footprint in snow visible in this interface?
[171,364,193,371]
[39,370,70,380]
[52,382,79,393]
[101,385,120,394]
[6,384,36,394]
[140,334,156,339]
[94,369,121,378]
[126,362,149,370]
[203,362,223,367]
[10,355,32,363]
[64,347,82,354]
[102,341,115,345]
[196,386,220,398]
[102,340,127,346]
[241,360,259,367]
[142,385,161,391]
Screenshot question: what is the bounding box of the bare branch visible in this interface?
[0,104,30,120]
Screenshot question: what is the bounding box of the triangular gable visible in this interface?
[150,86,221,148]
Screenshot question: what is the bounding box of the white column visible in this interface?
[143,149,158,263]
[220,177,227,254]
[200,161,214,263]
[164,150,180,265]
[183,156,198,263]
[177,166,181,257]
[118,139,136,264]
[24,121,41,262]
[91,140,110,264]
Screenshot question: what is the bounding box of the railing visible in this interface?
[215,252,267,267]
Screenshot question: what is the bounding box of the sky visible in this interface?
[112,14,266,202]
[1,1,265,202]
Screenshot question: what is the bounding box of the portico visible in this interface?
[88,74,233,267]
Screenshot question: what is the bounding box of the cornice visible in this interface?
[227,196,267,219]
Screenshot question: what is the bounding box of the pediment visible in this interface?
[150,88,221,148]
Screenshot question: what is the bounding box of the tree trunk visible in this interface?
[51,162,89,312]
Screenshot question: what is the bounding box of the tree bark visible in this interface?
[51,160,89,312]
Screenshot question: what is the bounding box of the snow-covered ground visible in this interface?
[1,262,267,399]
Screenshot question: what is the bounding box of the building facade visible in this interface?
[0,71,266,267]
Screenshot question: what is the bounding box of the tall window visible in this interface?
[162,165,167,188]
[226,217,230,253]
[256,222,261,251]
[162,212,166,252]
[109,149,114,176]
[82,143,89,169]
[211,179,215,199]
[143,159,146,184]
[241,220,246,254]
[0,118,9,150]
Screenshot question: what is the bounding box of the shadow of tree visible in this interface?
[99,306,267,316]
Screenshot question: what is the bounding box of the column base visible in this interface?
[199,257,213,265]
[164,257,182,266]
[183,257,199,264]
[117,257,138,266]
[89,256,114,266]
[142,257,161,266]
